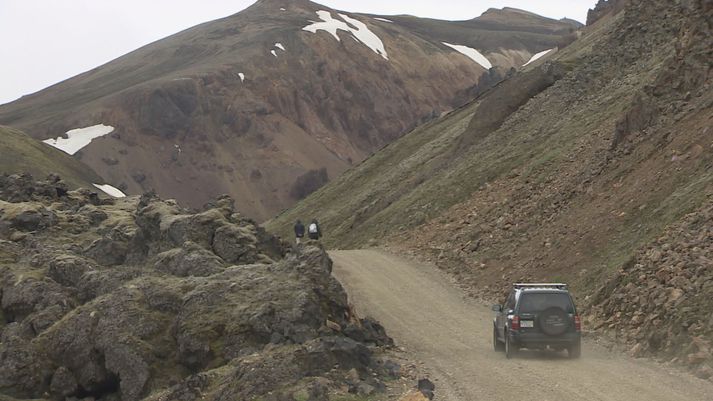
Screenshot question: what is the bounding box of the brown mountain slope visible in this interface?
[268,0,712,375]
[0,0,578,220]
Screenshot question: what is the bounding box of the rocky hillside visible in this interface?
[0,174,398,401]
[590,199,713,379]
[269,0,712,375]
[0,0,579,220]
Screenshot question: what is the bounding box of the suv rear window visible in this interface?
[518,293,575,314]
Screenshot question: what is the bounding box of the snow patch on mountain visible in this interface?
[303,11,389,60]
[43,124,114,155]
[238,73,245,82]
[374,17,393,23]
[93,183,126,198]
[442,43,492,70]
[523,49,554,66]
[271,50,278,57]
[275,43,286,51]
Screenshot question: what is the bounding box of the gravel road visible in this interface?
[330,250,713,401]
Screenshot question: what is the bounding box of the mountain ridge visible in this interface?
[0,0,579,220]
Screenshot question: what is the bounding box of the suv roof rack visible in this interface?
[513,283,568,290]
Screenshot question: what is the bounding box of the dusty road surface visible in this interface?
[330,250,713,401]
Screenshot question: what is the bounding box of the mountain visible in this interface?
[268,0,713,375]
[0,0,579,220]
[0,125,107,191]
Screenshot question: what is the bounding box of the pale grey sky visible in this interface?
[0,0,597,105]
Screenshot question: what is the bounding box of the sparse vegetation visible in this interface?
[0,126,103,189]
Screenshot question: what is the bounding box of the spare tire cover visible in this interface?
[538,307,569,336]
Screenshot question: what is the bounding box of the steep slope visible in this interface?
[0,126,106,191]
[268,0,712,375]
[0,0,578,220]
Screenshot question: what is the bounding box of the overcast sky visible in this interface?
[0,0,597,105]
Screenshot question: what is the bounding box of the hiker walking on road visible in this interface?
[308,219,322,240]
[294,220,305,244]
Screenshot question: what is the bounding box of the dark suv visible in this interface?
[492,283,581,359]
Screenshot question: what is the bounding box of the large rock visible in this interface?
[211,224,259,264]
[0,323,52,397]
[0,201,57,233]
[48,254,97,287]
[50,366,79,398]
[154,241,225,277]
[1,278,73,323]
[163,209,227,249]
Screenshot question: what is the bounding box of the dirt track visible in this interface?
[330,250,713,401]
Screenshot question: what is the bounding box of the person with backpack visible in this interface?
[294,220,305,244]
[308,219,322,240]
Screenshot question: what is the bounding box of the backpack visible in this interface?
[308,223,318,234]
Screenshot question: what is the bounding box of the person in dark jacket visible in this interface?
[307,219,322,240]
[294,220,305,244]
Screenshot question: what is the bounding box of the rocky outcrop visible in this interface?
[459,61,566,149]
[0,175,395,401]
[587,0,628,25]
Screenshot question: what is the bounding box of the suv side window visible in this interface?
[506,292,516,311]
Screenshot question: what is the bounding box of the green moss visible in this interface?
[293,389,310,401]
[0,125,103,189]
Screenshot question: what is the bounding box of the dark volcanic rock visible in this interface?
[48,254,97,287]
[50,366,79,398]
[1,278,73,324]
[211,224,259,264]
[154,241,225,277]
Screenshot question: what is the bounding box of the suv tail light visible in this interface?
[574,315,582,332]
[511,315,520,331]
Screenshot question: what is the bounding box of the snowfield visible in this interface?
[303,11,389,60]
[238,73,245,82]
[442,43,492,70]
[374,17,393,23]
[43,124,114,155]
[523,49,554,66]
[275,43,286,51]
[93,184,126,198]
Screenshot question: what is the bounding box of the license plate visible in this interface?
[521,320,534,328]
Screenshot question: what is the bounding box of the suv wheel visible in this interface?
[493,327,505,352]
[538,306,570,336]
[568,339,582,359]
[505,333,518,359]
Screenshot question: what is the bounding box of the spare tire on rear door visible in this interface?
[538,306,569,336]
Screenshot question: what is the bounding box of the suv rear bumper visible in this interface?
[509,331,581,349]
